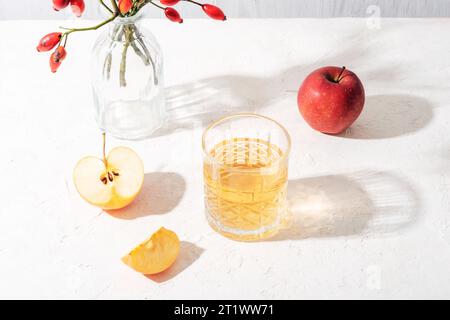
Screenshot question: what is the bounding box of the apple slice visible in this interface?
[73,134,144,210]
[122,227,180,275]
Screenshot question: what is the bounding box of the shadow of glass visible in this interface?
[339,95,433,139]
[107,172,186,219]
[272,171,420,241]
[146,241,204,283]
[150,76,266,138]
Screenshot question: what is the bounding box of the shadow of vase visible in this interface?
[153,74,433,140]
[151,75,270,138]
[271,170,421,241]
[107,172,186,219]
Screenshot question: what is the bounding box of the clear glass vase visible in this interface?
[92,15,165,140]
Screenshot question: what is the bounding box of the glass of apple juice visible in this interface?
[202,114,291,241]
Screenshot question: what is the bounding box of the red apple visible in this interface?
[297,66,365,134]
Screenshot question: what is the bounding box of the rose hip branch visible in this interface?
[37,0,227,74]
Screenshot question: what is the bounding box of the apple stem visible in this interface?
[336,66,346,83]
[102,132,107,168]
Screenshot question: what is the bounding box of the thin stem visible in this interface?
[99,0,114,14]
[149,0,164,10]
[120,26,132,87]
[60,14,118,36]
[134,0,163,14]
[120,44,129,87]
[103,25,121,80]
[110,0,120,14]
[103,53,112,79]
[336,66,346,82]
[62,34,69,47]
[102,132,107,167]
[130,41,150,66]
[184,0,202,6]
[131,25,158,85]
[130,0,147,16]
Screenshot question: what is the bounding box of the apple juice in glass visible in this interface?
[202,114,291,241]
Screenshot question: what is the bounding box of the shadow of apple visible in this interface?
[106,172,186,219]
[339,94,433,139]
[145,241,204,283]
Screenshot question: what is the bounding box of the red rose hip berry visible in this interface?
[118,0,133,14]
[160,0,180,6]
[53,0,70,11]
[164,8,183,23]
[50,46,67,73]
[37,32,62,52]
[202,4,227,21]
[70,0,85,17]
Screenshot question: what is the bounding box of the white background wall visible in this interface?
[1,0,449,19]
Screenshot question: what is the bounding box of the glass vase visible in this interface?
[91,15,165,140]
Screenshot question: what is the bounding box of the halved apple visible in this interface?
[73,135,144,210]
[122,227,180,275]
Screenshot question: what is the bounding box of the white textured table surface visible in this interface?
[1,18,450,300]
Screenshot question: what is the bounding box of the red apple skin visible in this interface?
[297,66,365,134]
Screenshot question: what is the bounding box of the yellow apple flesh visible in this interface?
[73,146,144,210]
[122,227,180,275]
